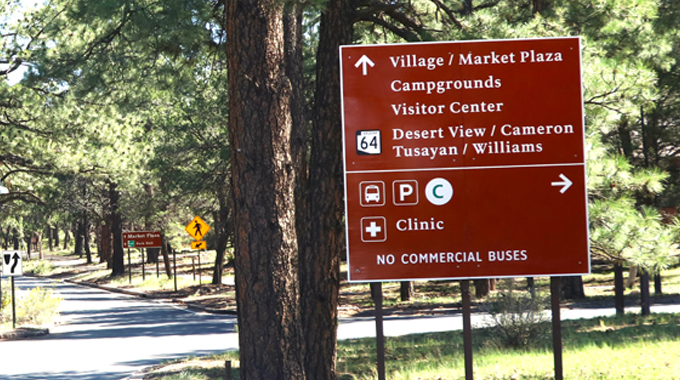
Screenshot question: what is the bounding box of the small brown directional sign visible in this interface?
[191,241,207,250]
[123,231,162,249]
[185,216,211,240]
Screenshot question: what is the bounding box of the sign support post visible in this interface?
[551,277,563,380]
[11,276,16,328]
[173,248,177,292]
[461,280,474,380]
[370,282,386,380]
[128,248,132,284]
[142,248,146,281]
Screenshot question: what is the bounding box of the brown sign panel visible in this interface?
[122,231,162,249]
[340,37,589,282]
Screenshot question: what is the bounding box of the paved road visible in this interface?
[3,276,680,380]
[0,277,238,380]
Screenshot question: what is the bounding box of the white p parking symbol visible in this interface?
[392,180,418,205]
[399,183,413,201]
[425,178,453,206]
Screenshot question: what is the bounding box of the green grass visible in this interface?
[336,313,680,380]
[142,313,680,380]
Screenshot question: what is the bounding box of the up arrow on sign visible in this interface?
[354,55,374,76]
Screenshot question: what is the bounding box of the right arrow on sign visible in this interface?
[354,55,375,76]
[551,174,573,194]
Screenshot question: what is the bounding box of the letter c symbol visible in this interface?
[433,184,444,199]
[425,178,453,206]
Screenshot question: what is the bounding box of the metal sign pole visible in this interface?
[173,248,177,292]
[461,280,474,380]
[141,248,146,281]
[370,282,386,380]
[11,276,16,328]
[551,277,563,380]
[198,251,202,287]
[127,248,132,284]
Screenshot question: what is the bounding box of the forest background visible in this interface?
[2,0,680,379]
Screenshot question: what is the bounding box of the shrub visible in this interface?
[0,279,9,310]
[1,285,62,326]
[485,290,550,349]
[24,260,56,276]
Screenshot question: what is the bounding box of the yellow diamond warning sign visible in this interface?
[185,216,211,241]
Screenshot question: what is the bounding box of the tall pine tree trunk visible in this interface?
[474,279,490,298]
[226,1,305,378]
[561,275,585,300]
[98,222,113,268]
[47,226,53,252]
[83,214,92,264]
[63,228,70,250]
[212,189,231,285]
[161,234,172,278]
[640,269,651,316]
[298,1,354,378]
[53,225,59,248]
[109,182,125,276]
[400,281,413,301]
[74,217,85,257]
[614,261,625,315]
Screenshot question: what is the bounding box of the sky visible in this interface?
[3,0,43,85]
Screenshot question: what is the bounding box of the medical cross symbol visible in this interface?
[365,222,382,237]
[360,216,387,242]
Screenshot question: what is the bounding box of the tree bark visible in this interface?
[47,226,53,252]
[83,214,92,264]
[626,266,638,288]
[98,222,113,268]
[12,228,19,250]
[614,261,625,315]
[26,235,32,260]
[640,269,651,316]
[109,181,125,276]
[560,275,585,300]
[226,1,305,378]
[298,1,354,379]
[53,225,59,248]
[532,0,547,14]
[526,277,536,298]
[143,184,159,264]
[654,271,662,295]
[74,217,85,258]
[474,279,490,298]
[212,190,232,285]
[146,248,159,264]
[161,235,172,278]
[37,231,43,259]
[400,281,413,301]
[63,228,70,250]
